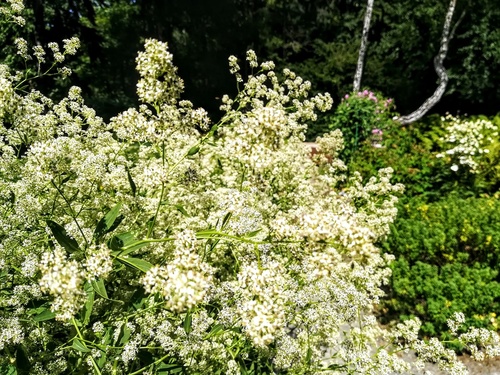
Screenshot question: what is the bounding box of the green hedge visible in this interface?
[380,195,500,345]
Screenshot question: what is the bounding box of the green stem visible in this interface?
[71,318,102,375]
[51,180,89,248]
[128,354,174,375]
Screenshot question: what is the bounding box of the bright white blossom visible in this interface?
[436,114,498,173]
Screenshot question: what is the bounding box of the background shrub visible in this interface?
[326,90,395,162]
[379,194,500,347]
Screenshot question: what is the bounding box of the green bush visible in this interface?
[348,115,452,201]
[327,90,395,162]
[349,113,500,201]
[380,194,500,344]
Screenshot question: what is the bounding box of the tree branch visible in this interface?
[353,0,374,92]
[397,0,457,125]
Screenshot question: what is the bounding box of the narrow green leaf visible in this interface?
[196,229,219,236]
[72,338,91,353]
[46,220,80,253]
[93,203,123,242]
[116,255,153,273]
[82,287,95,326]
[221,212,232,229]
[108,232,136,250]
[306,347,312,364]
[244,229,262,238]
[33,309,56,322]
[187,145,200,156]
[203,324,224,339]
[183,311,192,334]
[126,168,137,197]
[175,205,190,217]
[91,278,108,299]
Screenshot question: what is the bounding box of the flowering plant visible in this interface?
[1,5,500,374]
[328,90,395,160]
[436,114,498,173]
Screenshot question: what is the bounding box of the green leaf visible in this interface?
[109,232,151,256]
[46,220,80,253]
[116,324,131,346]
[1,365,16,375]
[203,324,224,339]
[306,347,312,364]
[97,351,107,369]
[72,338,91,353]
[195,229,219,237]
[221,212,232,229]
[187,145,200,156]
[157,363,184,374]
[116,255,153,273]
[15,345,31,374]
[93,203,123,242]
[126,168,137,197]
[183,311,192,334]
[33,309,56,322]
[82,286,95,326]
[175,205,190,217]
[244,229,262,238]
[108,232,136,250]
[91,278,108,299]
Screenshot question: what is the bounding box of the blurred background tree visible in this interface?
[1,0,499,125]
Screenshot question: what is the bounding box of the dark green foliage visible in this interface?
[327,90,395,161]
[3,0,500,125]
[348,115,453,201]
[379,195,500,344]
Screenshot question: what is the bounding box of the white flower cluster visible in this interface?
[83,244,113,280]
[436,114,498,173]
[0,0,25,26]
[39,247,85,321]
[136,39,184,105]
[235,261,287,346]
[142,230,213,312]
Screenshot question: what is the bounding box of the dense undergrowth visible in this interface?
[342,100,500,353]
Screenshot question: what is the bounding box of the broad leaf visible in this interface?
[116,255,152,273]
[108,232,136,250]
[46,220,80,253]
[93,203,123,242]
[33,309,56,322]
[91,278,108,299]
[72,338,91,353]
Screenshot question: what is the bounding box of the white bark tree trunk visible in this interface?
[397,0,459,125]
[353,0,374,92]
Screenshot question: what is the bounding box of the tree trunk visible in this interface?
[397,0,458,125]
[353,0,374,92]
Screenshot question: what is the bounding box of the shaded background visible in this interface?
[3,0,499,126]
